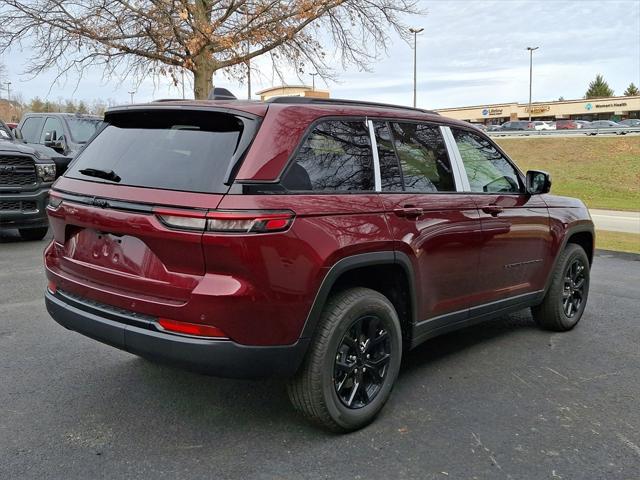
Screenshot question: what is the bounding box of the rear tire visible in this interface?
[532,243,590,331]
[287,287,402,432]
[19,227,48,241]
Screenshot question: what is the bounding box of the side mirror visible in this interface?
[526,170,551,194]
[43,130,54,146]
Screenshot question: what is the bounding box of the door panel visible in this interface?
[449,127,553,305]
[382,193,482,320]
[373,120,483,322]
[470,193,552,304]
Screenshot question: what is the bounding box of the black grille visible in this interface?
[0,155,37,186]
[0,199,38,212]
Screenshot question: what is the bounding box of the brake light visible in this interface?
[158,317,227,338]
[47,280,57,294]
[153,208,294,233]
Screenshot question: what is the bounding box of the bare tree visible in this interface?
[0,0,421,99]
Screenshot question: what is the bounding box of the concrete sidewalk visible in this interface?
[589,209,640,234]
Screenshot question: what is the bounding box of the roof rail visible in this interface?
[266,96,439,115]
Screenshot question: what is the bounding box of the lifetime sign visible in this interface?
[481,107,504,116]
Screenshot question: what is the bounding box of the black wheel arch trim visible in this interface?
[543,223,595,297]
[299,250,417,340]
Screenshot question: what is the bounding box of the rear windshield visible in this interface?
[66,110,246,193]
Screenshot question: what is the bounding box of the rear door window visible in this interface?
[389,122,455,192]
[66,110,249,193]
[281,120,374,192]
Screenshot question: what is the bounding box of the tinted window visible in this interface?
[452,129,521,193]
[390,122,455,192]
[40,117,64,143]
[67,118,103,143]
[20,117,44,142]
[282,120,374,192]
[66,110,246,193]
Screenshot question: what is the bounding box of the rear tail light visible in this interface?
[158,317,227,338]
[47,280,57,294]
[154,208,294,234]
[206,211,294,233]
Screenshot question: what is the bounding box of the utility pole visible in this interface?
[128,91,135,104]
[310,72,318,91]
[409,27,424,108]
[4,82,11,101]
[527,46,539,121]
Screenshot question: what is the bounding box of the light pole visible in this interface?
[4,82,11,100]
[128,91,135,104]
[527,46,539,121]
[310,72,318,91]
[409,27,424,108]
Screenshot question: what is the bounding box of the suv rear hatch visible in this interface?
[46,106,261,310]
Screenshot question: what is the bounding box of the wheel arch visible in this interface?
[299,251,417,348]
[543,224,595,296]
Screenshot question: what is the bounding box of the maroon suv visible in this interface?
[44,97,594,431]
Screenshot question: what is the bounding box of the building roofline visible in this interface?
[435,94,640,112]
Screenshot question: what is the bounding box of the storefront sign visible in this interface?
[525,105,550,114]
[481,107,504,116]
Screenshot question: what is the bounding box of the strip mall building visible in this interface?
[435,95,640,124]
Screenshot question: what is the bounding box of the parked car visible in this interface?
[556,119,577,130]
[575,120,592,129]
[589,120,630,135]
[44,96,594,431]
[532,121,555,131]
[501,120,534,131]
[470,123,487,131]
[5,122,18,130]
[486,124,503,132]
[16,113,103,175]
[619,119,640,127]
[0,119,60,240]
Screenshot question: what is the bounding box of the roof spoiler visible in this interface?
[208,88,237,100]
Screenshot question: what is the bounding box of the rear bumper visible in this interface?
[0,187,50,229]
[45,290,309,378]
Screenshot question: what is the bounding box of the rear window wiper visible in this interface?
[78,168,121,182]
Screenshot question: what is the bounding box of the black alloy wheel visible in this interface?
[334,315,391,409]
[562,258,586,318]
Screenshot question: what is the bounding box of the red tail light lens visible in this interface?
[47,280,57,294]
[206,211,294,233]
[154,208,294,233]
[158,317,227,338]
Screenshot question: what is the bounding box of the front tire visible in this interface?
[532,243,590,331]
[287,287,403,432]
[18,227,48,241]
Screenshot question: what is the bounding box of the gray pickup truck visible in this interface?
[0,119,60,240]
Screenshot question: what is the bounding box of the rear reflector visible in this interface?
[47,280,57,294]
[158,317,227,338]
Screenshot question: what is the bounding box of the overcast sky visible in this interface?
[1,0,639,109]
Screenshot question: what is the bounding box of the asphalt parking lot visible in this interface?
[1,230,639,480]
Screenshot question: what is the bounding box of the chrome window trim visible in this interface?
[367,119,382,192]
[439,126,471,192]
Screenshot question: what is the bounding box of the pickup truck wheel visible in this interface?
[287,287,402,432]
[18,227,48,241]
[532,243,590,331]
